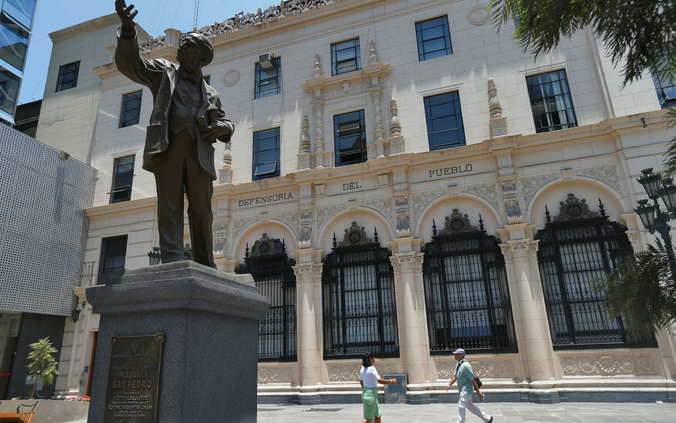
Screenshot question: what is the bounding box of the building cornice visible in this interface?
[86,196,156,218]
[49,13,151,43]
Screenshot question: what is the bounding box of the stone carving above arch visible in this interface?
[317,205,347,234]
[520,174,558,209]
[232,216,261,245]
[460,183,500,213]
[293,263,323,281]
[248,233,284,257]
[580,166,622,194]
[412,191,446,222]
[362,198,395,230]
[560,354,657,376]
[273,210,300,238]
[499,239,539,261]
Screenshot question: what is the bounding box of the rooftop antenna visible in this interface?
[193,0,200,31]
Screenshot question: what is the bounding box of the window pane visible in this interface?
[110,155,135,203]
[0,68,19,115]
[424,92,465,151]
[253,128,280,180]
[416,16,452,61]
[255,60,281,99]
[332,38,361,76]
[334,110,366,167]
[56,61,80,92]
[526,70,577,133]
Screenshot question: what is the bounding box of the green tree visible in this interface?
[26,337,59,399]
[594,241,676,337]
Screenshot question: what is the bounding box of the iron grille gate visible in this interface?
[535,194,656,348]
[422,209,517,353]
[322,222,399,358]
[235,234,297,361]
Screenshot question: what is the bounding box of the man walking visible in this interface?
[115,0,234,268]
[445,348,493,423]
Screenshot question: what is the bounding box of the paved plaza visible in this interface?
[255,402,675,423]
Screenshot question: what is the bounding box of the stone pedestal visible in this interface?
[85,261,270,423]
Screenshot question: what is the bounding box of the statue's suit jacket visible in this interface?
[115,27,234,180]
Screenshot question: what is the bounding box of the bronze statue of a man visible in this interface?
[115,0,234,268]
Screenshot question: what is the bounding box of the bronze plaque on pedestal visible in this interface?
[103,334,164,423]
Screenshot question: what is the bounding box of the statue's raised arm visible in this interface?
[115,0,138,30]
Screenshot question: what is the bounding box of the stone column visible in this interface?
[312,99,325,168]
[500,239,561,382]
[293,263,323,388]
[389,252,430,385]
[371,87,385,159]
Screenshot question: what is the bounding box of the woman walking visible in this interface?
[359,351,397,423]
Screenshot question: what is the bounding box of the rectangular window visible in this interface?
[2,0,36,30]
[255,58,281,99]
[110,155,135,203]
[334,110,367,167]
[0,67,19,116]
[424,91,466,151]
[56,61,80,92]
[331,38,361,76]
[653,72,676,109]
[253,128,280,181]
[415,16,453,61]
[98,235,127,285]
[526,70,578,133]
[119,91,142,128]
[0,15,29,71]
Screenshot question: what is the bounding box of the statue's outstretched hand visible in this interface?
[115,0,138,30]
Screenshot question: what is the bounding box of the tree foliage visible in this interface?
[489,0,676,87]
[26,337,59,399]
[594,240,676,337]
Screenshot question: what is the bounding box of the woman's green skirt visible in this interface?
[361,387,381,419]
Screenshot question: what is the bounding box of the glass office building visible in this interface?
[0,0,37,123]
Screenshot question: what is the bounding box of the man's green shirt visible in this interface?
[455,359,476,394]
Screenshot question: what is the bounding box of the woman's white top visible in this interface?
[360,365,381,388]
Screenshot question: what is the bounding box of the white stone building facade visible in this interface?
[37,0,676,403]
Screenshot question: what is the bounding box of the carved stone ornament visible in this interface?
[338,222,374,247]
[468,6,490,26]
[413,191,446,222]
[461,183,500,213]
[580,166,622,194]
[395,196,410,237]
[328,363,397,381]
[390,98,401,137]
[362,198,395,230]
[213,222,228,254]
[501,180,522,224]
[233,216,261,243]
[438,359,515,379]
[299,209,313,248]
[249,233,284,257]
[390,252,424,273]
[625,230,642,251]
[487,77,502,119]
[258,366,294,384]
[520,174,558,208]
[224,70,240,86]
[553,194,599,222]
[439,209,479,235]
[317,205,347,233]
[560,355,657,376]
[141,1,348,53]
[293,263,323,281]
[274,210,300,238]
[499,239,539,261]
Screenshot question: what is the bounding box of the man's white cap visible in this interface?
[452,348,465,355]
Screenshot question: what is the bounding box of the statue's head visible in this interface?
[176,32,214,74]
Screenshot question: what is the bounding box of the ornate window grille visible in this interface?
[535,194,656,348]
[235,234,297,361]
[423,210,517,354]
[322,222,399,358]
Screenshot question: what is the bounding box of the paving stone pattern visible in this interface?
[256,402,675,423]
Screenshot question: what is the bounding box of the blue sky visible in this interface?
[20,0,274,104]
